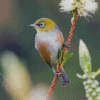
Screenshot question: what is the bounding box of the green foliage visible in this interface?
[64,50,68,57]
[62,53,73,66]
[72,9,77,17]
[84,62,91,74]
[57,47,64,65]
[72,10,76,17]
[77,39,100,100]
[57,47,73,67]
[79,39,92,74]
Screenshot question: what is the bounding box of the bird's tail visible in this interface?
[60,67,70,86]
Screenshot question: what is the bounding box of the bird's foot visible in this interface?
[63,42,71,48]
[55,70,62,77]
[52,64,62,77]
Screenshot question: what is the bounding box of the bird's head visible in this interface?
[28,18,56,33]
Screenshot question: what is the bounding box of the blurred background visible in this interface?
[0,0,100,100]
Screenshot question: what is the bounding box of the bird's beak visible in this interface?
[28,24,37,27]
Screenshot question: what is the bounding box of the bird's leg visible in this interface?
[63,42,71,48]
[52,64,62,77]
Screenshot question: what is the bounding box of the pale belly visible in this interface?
[36,39,61,65]
[48,41,61,64]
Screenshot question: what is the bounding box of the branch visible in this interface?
[46,10,78,100]
[95,68,100,77]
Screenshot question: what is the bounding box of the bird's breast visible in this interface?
[35,29,64,65]
[36,41,52,64]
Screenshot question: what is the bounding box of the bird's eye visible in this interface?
[39,22,45,28]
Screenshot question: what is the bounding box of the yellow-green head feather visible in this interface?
[34,18,56,33]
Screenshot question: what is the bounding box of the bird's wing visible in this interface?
[56,29,64,47]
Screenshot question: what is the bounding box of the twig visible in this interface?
[95,68,100,77]
[46,76,58,100]
[46,10,78,100]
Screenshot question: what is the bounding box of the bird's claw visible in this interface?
[55,71,62,77]
[52,64,62,77]
[63,43,71,48]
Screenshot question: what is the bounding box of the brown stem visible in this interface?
[46,10,78,100]
[63,10,78,52]
[46,76,58,100]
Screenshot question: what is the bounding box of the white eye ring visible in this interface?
[39,22,45,28]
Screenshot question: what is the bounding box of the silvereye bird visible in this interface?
[28,18,70,86]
